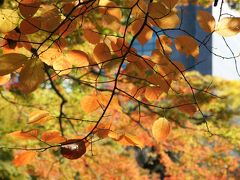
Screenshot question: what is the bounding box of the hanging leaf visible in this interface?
[13,151,37,167]
[152,117,171,142]
[154,12,180,29]
[197,10,215,33]
[60,139,86,160]
[175,35,199,58]
[80,95,100,113]
[216,17,240,37]
[0,9,20,33]
[0,53,28,76]
[19,59,45,93]
[41,130,66,143]
[145,86,163,101]
[66,50,89,67]
[28,110,50,124]
[8,129,39,140]
[83,29,101,44]
[93,43,112,63]
[18,0,40,18]
[0,74,11,86]
[40,7,61,32]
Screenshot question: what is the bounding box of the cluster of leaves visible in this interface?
[0,0,240,179]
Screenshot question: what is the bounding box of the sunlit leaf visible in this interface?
[53,57,72,76]
[0,74,11,86]
[83,29,101,44]
[216,17,240,37]
[41,130,66,143]
[13,151,37,167]
[0,53,28,76]
[80,95,100,113]
[0,9,19,33]
[40,7,61,32]
[93,43,112,63]
[28,110,50,124]
[8,129,39,140]
[152,117,171,142]
[19,59,45,93]
[197,10,215,33]
[175,35,199,58]
[66,50,89,67]
[177,101,197,116]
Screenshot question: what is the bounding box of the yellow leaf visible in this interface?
[19,59,45,93]
[175,35,199,58]
[0,53,28,76]
[53,57,72,75]
[0,9,19,33]
[8,129,39,140]
[197,10,215,33]
[28,110,50,124]
[216,17,240,37]
[93,43,112,63]
[0,74,11,86]
[13,151,37,167]
[152,117,171,142]
[41,130,66,143]
[154,12,180,29]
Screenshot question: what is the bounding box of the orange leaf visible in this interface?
[66,50,89,67]
[28,110,50,124]
[41,130,66,143]
[83,29,101,44]
[177,102,197,116]
[145,86,163,101]
[13,151,37,167]
[197,10,215,33]
[52,57,72,76]
[93,43,112,63]
[40,7,61,32]
[175,35,199,58]
[80,95,100,113]
[0,74,11,86]
[152,117,171,142]
[8,129,39,140]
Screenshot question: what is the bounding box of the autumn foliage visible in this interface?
[0,0,240,179]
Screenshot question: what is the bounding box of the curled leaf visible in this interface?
[28,110,50,124]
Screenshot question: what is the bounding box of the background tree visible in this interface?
[0,0,240,179]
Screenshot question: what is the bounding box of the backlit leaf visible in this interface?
[19,59,45,93]
[66,50,89,67]
[177,101,197,116]
[8,129,39,140]
[197,10,215,33]
[216,17,240,37]
[18,0,40,18]
[0,74,11,85]
[20,17,41,34]
[28,110,50,124]
[13,151,37,167]
[53,57,72,76]
[0,9,19,33]
[83,29,101,44]
[80,95,100,113]
[41,130,66,143]
[93,43,112,63]
[175,35,199,58]
[0,53,28,76]
[152,117,171,142]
